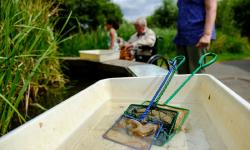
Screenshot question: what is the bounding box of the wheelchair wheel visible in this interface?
[147,54,170,70]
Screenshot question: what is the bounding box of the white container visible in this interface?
[0,75,249,150]
[79,50,120,62]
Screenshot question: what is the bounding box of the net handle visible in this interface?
[164,52,217,104]
[139,55,185,120]
[153,55,185,104]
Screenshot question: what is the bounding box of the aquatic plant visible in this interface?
[0,0,66,135]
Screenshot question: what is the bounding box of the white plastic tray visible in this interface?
[79,50,119,62]
[0,75,249,150]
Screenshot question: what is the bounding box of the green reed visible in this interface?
[0,0,66,135]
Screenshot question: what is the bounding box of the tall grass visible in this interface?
[59,26,109,56]
[0,0,65,135]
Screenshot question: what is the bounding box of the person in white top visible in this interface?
[106,19,120,51]
[120,17,156,61]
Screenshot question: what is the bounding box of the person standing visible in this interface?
[106,19,120,51]
[174,0,217,73]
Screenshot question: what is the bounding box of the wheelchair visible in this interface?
[134,36,170,70]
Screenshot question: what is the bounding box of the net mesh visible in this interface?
[103,115,161,150]
[103,104,189,148]
[142,102,190,131]
[124,104,178,134]
[103,104,179,149]
[125,103,189,146]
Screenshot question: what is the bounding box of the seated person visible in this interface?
[120,17,156,62]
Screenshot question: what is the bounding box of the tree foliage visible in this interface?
[216,0,250,38]
[216,0,237,34]
[232,0,250,38]
[147,0,177,28]
[56,0,123,34]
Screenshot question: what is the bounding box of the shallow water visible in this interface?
[58,99,227,150]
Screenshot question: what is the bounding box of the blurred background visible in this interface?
[57,0,250,61]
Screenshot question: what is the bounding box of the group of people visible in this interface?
[106,0,217,74]
[106,17,155,62]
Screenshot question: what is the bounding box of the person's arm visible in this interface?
[196,0,217,49]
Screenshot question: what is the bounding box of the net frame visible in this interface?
[141,101,190,146]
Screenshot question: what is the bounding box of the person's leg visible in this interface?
[186,46,206,73]
[176,45,190,74]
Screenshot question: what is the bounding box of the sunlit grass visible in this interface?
[0,0,66,135]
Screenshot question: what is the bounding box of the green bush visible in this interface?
[117,22,135,41]
[216,0,243,36]
[232,0,250,38]
[147,0,177,28]
[216,0,250,39]
[153,28,176,57]
[210,31,250,54]
[57,0,123,33]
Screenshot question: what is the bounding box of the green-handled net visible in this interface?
[143,52,218,146]
[141,102,190,146]
[103,56,185,149]
[103,53,217,149]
